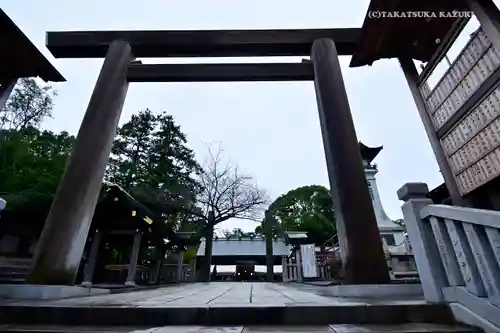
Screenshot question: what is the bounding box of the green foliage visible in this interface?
[0,78,68,240]
[0,78,57,131]
[0,127,75,236]
[222,228,253,238]
[105,109,202,230]
[267,185,336,245]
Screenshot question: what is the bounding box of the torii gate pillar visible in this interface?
[311,38,390,284]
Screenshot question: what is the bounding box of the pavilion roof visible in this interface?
[350,0,470,67]
[0,9,65,82]
[359,142,383,164]
[93,183,178,242]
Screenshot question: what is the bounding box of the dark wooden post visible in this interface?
[153,246,165,284]
[398,57,464,205]
[81,230,102,286]
[264,211,274,282]
[311,38,390,284]
[177,251,184,282]
[125,232,142,286]
[0,79,17,112]
[27,40,133,285]
[467,0,500,51]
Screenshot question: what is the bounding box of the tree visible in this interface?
[0,127,75,251]
[0,78,57,132]
[105,109,202,228]
[222,228,246,238]
[188,146,268,281]
[268,185,336,245]
[222,228,257,238]
[0,78,67,253]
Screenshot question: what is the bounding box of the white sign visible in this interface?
[300,244,317,278]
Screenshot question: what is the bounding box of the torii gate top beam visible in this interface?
[45,28,360,58]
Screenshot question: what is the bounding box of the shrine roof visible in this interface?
[197,236,289,257]
[93,183,178,242]
[359,142,382,164]
[350,0,470,67]
[0,9,65,82]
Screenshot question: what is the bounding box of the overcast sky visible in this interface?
[1,1,484,234]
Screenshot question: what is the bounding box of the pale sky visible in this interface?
[1,1,485,234]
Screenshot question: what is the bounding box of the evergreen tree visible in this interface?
[105,110,202,228]
[266,185,336,245]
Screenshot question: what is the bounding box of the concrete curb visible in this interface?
[0,285,109,300]
[0,303,453,326]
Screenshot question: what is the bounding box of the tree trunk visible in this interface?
[202,211,215,282]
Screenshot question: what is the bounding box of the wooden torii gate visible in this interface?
[26,0,498,286]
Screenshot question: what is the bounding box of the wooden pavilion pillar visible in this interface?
[153,246,165,284]
[398,57,464,205]
[177,251,184,282]
[27,40,133,285]
[0,79,17,111]
[311,38,390,284]
[125,231,142,286]
[81,230,102,286]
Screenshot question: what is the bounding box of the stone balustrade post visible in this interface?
[295,247,303,282]
[281,256,288,282]
[397,182,448,302]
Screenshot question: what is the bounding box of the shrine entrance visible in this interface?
[28,30,390,286]
[22,0,496,287]
[196,234,290,282]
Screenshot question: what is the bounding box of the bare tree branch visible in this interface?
[194,145,269,225]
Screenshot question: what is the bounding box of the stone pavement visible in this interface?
[0,282,424,307]
[0,283,463,328]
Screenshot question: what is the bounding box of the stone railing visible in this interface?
[160,263,193,283]
[282,254,331,282]
[282,255,300,282]
[398,182,500,332]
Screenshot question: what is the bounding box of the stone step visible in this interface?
[0,323,478,333]
[0,258,32,267]
[0,303,463,326]
[0,266,31,274]
[0,278,25,285]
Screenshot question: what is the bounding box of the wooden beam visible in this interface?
[127,63,314,82]
[418,17,470,85]
[46,28,361,58]
[399,57,464,205]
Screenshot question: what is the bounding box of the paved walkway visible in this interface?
[4,282,424,307]
[0,283,466,330]
[0,323,472,332]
